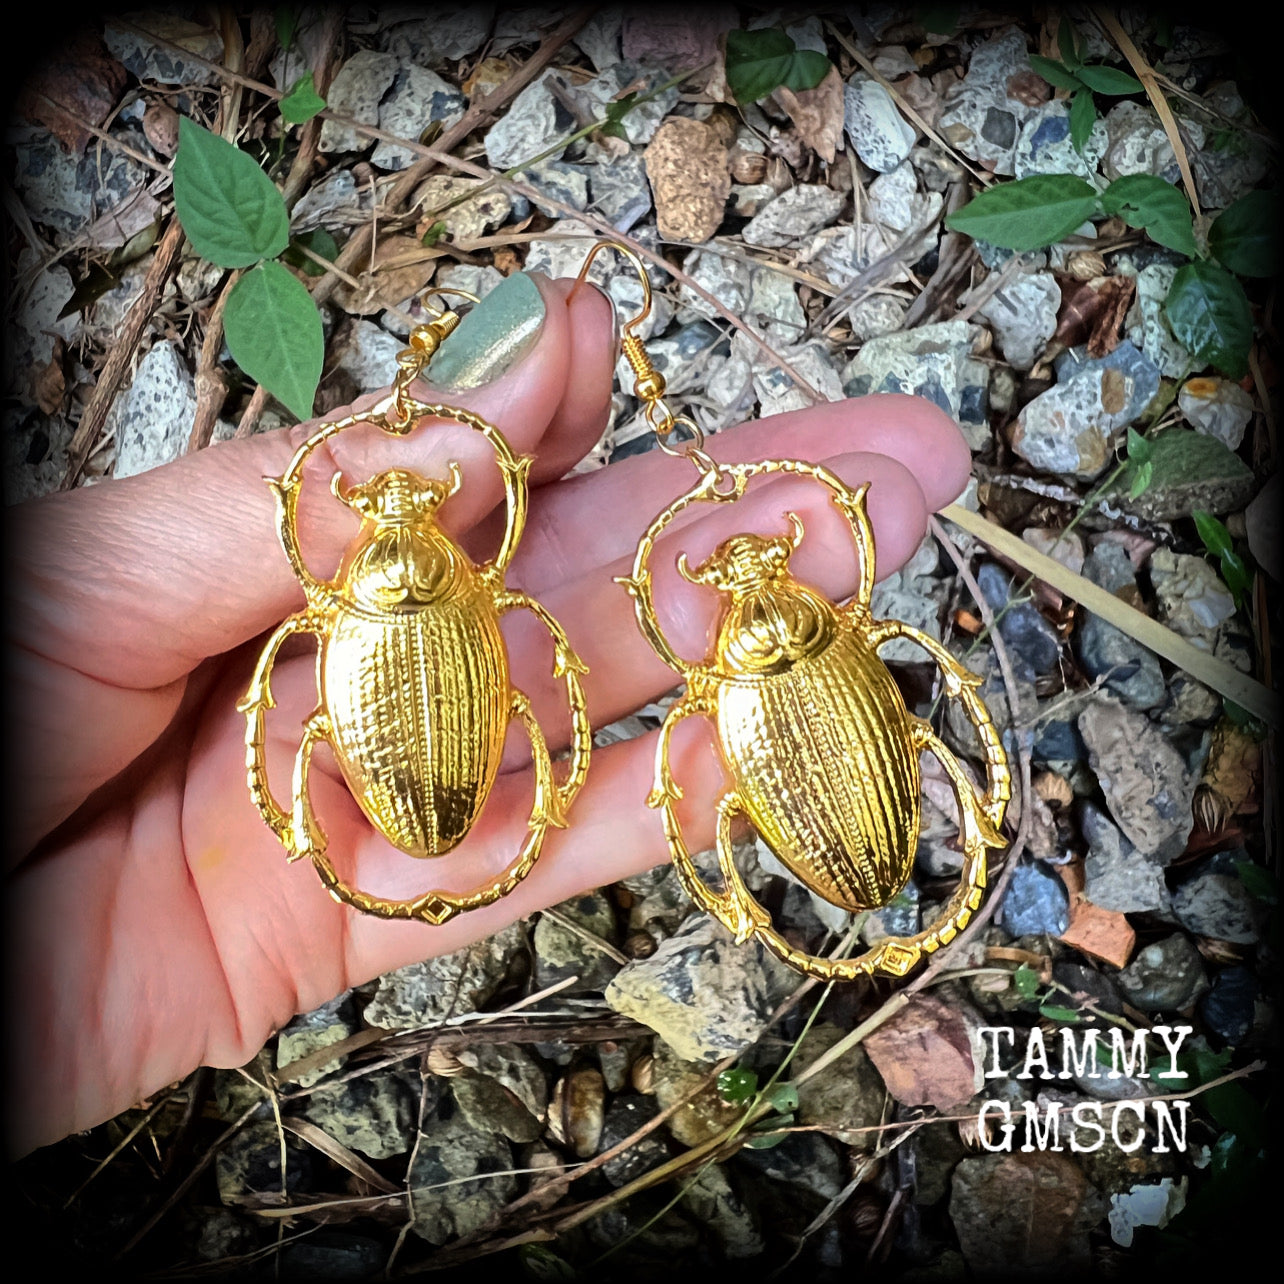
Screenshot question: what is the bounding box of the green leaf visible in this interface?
[280,70,326,124]
[1193,509,1234,558]
[173,117,290,269]
[917,2,960,35]
[1069,87,1097,154]
[1235,859,1279,905]
[1076,64,1144,95]
[1219,548,1253,606]
[1164,261,1254,379]
[1013,963,1040,999]
[602,91,638,127]
[1126,425,1152,464]
[281,228,339,277]
[1128,459,1154,497]
[1102,174,1198,257]
[764,1082,800,1113]
[421,220,448,247]
[274,5,299,51]
[945,173,1098,252]
[745,1125,791,1150]
[717,1067,758,1104]
[1208,190,1280,278]
[224,262,323,420]
[1038,1004,1081,1023]
[1058,19,1084,69]
[724,28,831,104]
[519,1243,578,1281]
[1028,55,1086,92]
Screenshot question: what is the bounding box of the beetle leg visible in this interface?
[646,686,716,809]
[238,610,327,848]
[511,687,570,830]
[866,619,1011,832]
[495,590,591,819]
[290,712,333,864]
[715,793,774,944]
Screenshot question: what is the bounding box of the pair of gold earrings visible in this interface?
[239,241,1010,980]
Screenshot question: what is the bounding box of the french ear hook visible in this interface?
[575,239,653,335]
[417,285,481,319]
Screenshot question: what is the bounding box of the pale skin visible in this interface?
[6,275,972,1157]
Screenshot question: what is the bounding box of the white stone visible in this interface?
[742,183,846,248]
[744,269,806,346]
[1178,377,1254,450]
[372,66,465,170]
[1103,101,1206,183]
[319,50,400,154]
[977,270,1061,371]
[1123,262,1193,378]
[109,340,197,480]
[754,342,843,418]
[843,74,917,173]
[333,320,404,393]
[483,70,569,170]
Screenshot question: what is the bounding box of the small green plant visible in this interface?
[172,117,323,418]
[1029,20,1143,151]
[279,70,326,124]
[1193,510,1254,606]
[716,1066,800,1148]
[945,173,1276,379]
[723,28,833,104]
[1125,427,1154,498]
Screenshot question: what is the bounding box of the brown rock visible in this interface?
[949,1152,1102,1274]
[650,1040,740,1147]
[644,117,731,244]
[1057,861,1136,969]
[862,994,981,1111]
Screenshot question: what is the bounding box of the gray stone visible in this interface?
[649,1037,743,1147]
[976,561,1062,677]
[1104,101,1205,185]
[681,1163,764,1258]
[574,62,678,146]
[572,7,623,71]
[1012,341,1160,480]
[727,182,777,218]
[518,159,590,216]
[1107,426,1255,522]
[794,1023,887,1143]
[1000,861,1071,937]
[1199,966,1257,1042]
[414,174,512,242]
[382,8,494,66]
[844,74,917,173]
[604,914,795,1062]
[977,271,1061,371]
[736,1130,846,1204]
[407,1103,517,1244]
[5,252,77,407]
[869,535,947,663]
[104,10,223,85]
[363,922,524,1028]
[1081,803,1170,914]
[108,340,197,480]
[677,248,753,323]
[3,410,72,506]
[1117,934,1208,1012]
[276,994,359,1088]
[1150,549,1237,646]
[937,28,1039,175]
[741,184,847,249]
[589,151,652,231]
[290,169,371,232]
[216,1121,312,1205]
[1014,100,1109,182]
[319,50,400,154]
[753,342,844,418]
[372,65,466,170]
[1078,699,1195,865]
[1171,870,1265,944]
[12,126,151,238]
[484,70,571,170]
[841,320,990,451]
[862,881,922,946]
[534,889,622,993]
[302,1069,419,1159]
[1123,263,1192,378]
[456,1042,547,1126]
[597,1094,668,1187]
[276,1234,385,1280]
[1179,376,1254,450]
[744,269,806,346]
[453,1071,542,1143]
[1076,559,1167,711]
[333,320,403,393]
[847,294,908,341]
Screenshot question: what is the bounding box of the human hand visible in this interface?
[6,272,971,1155]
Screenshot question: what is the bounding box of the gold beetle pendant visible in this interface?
[580,238,1012,980]
[239,302,590,923]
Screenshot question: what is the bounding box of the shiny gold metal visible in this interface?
[584,237,1012,979]
[239,305,591,923]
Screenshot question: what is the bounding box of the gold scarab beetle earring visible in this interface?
[581,241,1012,980]
[239,287,591,923]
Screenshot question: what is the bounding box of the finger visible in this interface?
[513,393,970,594]
[500,451,929,751]
[9,274,614,691]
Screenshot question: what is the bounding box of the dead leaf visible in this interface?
[17,31,126,153]
[643,117,730,243]
[1053,274,1135,357]
[333,234,436,316]
[33,338,66,415]
[1056,860,1136,969]
[464,56,513,100]
[84,188,162,253]
[142,101,180,157]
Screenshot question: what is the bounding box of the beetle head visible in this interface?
[331,464,462,526]
[677,513,804,595]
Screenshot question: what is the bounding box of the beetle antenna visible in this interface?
[785,511,805,549]
[446,461,463,497]
[676,552,701,585]
[330,472,350,504]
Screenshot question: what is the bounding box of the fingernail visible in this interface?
[428,272,545,390]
